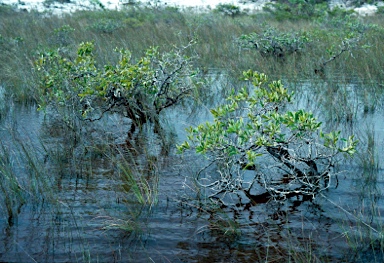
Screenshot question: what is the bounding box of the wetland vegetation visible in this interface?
[1,0,384,262]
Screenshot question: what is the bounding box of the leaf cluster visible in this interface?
[178,70,357,200]
[238,27,311,58]
[34,41,201,131]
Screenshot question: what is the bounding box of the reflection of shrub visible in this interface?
[238,27,311,58]
[178,70,357,203]
[214,4,242,17]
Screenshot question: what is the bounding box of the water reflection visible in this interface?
[1,79,384,262]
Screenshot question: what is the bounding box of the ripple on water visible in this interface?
[2,87,384,262]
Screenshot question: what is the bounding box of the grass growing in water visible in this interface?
[0,142,25,226]
[1,4,384,102]
[1,2,384,262]
[100,146,160,234]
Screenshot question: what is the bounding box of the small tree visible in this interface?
[214,4,242,18]
[315,15,371,76]
[35,41,201,135]
[178,70,357,202]
[263,0,328,21]
[238,27,311,58]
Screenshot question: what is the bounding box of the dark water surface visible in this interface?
[1,84,384,263]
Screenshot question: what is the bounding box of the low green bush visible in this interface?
[178,70,357,202]
[238,27,311,58]
[34,41,202,134]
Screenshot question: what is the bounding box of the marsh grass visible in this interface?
[283,229,325,263]
[0,128,59,228]
[1,4,384,103]
[340,203,384,263]
[327,125,384,262]
[4,115,161,259]
[197,202,241,241]
[97,145,160,234]
[1,2,384,262]
[359,127,380,183]
[118,158,159,209]
[0,142,25,226]
[0,106,104,261]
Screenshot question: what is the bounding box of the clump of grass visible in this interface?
[0,142,25,226]
[359,127,380,182]
[118,159,159,208]
[352,126,381,204]
[325,125,384,262]
[340,204,384,263]
[283,229,324,263]
[0,129,58,227]
[100,149,159,233]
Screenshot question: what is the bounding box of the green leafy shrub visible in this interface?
[214,4,242,17]
[326,6,355,18]
[34,41,201,134]
[178,70,357,202]
[88,18,122,33]
[315,34,368,75]
[238,27,311,58]
[349,0,378,7]
[263,0,328,20]
[314,15,372,75]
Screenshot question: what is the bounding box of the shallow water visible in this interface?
[1,80,384,262]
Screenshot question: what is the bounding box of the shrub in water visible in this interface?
[178,70,357,202]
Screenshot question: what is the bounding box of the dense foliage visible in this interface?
[1,2,383,261]
[263,0,329,20]
[238,27,311,58]
[178,70,357,201]
[35,41,201,134]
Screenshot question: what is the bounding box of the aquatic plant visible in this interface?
[118,156,159,209]
[99,148,160,235]
[0,143,25,226]
[0,134,56,227]
[315,30,371,76]
[178,70,357,203]
[34,40,202,135]
[238,27,311,58]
